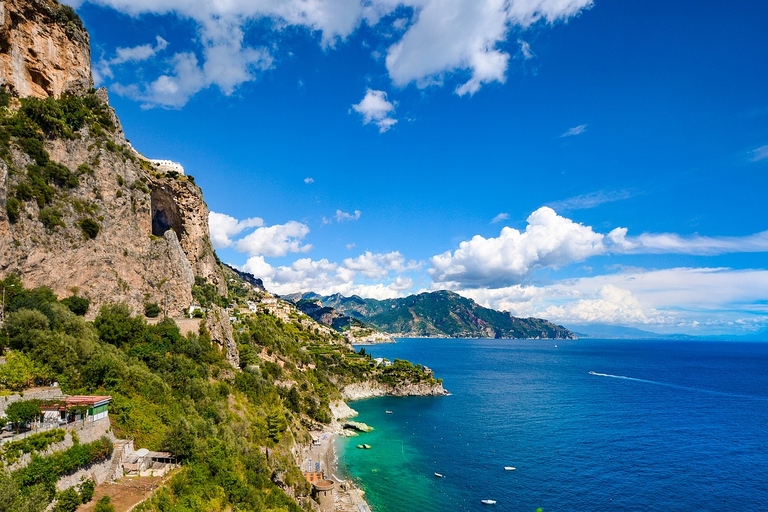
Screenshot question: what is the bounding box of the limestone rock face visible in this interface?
[341,381,449,401]
[204,305,240,368]
[0,0,93,98]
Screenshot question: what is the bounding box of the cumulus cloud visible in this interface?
[304,177,315,184]
[208,212,264,249]
[324,209,362,224]
[343,251,420,279]
[352,89,397,132]
[517,39,534,60]
[77,0,593,107]
[456,267,768,332]
[560,124,587,137]
[491,212,509,223]
[241,253,417,299]
[430,206,606,288]
[235,221,312,257]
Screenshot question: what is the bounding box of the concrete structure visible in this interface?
[123,446,177,476]
[311,479,335,512]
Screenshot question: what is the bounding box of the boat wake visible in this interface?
[588,371,767,400]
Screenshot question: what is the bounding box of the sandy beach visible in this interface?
[301,402,372,512]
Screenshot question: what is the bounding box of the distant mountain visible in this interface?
[568,324,667,339]
[287,291,576,340]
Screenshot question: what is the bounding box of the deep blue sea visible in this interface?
[337,338,768,512]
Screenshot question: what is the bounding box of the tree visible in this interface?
[78,218,100,239]
[93,304,145,347]
[6,400,42,433]
[52,488,81,512]
[144,302,161,318]
[94,496,115,512]
[0,351,51,390]
[60,296,89,316]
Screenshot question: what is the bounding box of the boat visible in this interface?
[589,371,597,375]
[481,500,497,505]
[434,472,444,478]
[504,466,516,471]
[385,410,393,414]
[363,444,372,449]
[356,444,364,449]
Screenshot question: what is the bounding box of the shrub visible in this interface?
[79,479,95,503]
[144,302,161,318]
[6,196,21,222]
[52,487,80,512]
[39,208,64,230]
[78,218,100,239]
[94,496,115,512]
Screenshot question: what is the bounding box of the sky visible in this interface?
[64,0,768,335]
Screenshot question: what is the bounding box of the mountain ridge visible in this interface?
[285,290,576,340]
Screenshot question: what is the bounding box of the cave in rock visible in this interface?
[150,187,184,240]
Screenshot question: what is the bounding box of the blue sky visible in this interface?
[66,0,768,335]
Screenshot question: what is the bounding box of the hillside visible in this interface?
[292,291,576,340]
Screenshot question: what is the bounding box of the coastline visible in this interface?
[304,400,372,512]
[306,381,448,512]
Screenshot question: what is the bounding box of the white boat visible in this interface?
[589,371,597,375]
[481,500,497,505]
[504,466,516,471]
[385,410,393,414]
[434,472,444,478]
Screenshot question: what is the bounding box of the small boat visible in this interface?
[589,371,597,375]
[434,472,444,478]
[363,444,372,449]
[504,466,516,471]
[481,500,497,505]
[356,444,364,449]
[385,410,393,414]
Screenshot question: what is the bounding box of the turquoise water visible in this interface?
[338,338,768,511]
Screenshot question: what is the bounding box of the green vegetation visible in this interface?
[4,400,42,433]
[315,290,575,339]
[0,429,67,464]
[78,217,100,239]
[94,496,115,512]
[143,301,161,318]
[60,296,89,316]
[0,275,440,511]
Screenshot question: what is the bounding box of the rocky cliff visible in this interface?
[341,381,449,401]
[0,0,234,362]
[0,0,92,99]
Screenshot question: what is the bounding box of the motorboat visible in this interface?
[504,466,516,471]
[481,500,497,505]
[434,472,444,478]
[385,410,393,414]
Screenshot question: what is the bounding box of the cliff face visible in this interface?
[0,0,236,362]
[341,381,449,401]
[0,0,93,98]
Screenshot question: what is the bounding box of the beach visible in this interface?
[302,401,372,512]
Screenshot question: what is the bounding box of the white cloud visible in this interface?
[346,243,356,250]
[343,251,420,279]
[235,221,312,257]
[560,124,587,137]
[456,267,768,333]
[94,36,169,83]
[304,177,315,184]
[617,230,768,255]
[750,145,768,162]
[491,212,509,223]
[81,0,593,106]
[240,252,416,299]
[336,209,362,222]
[352,89,397,132]
[430,206,606,288]
[517,39,534,60]
[386,0,592,96]
[547,189,637,212]
[208,211,263,249]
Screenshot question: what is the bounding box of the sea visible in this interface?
[336,338,768,512]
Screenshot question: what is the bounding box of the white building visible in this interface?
[149,159,185,175]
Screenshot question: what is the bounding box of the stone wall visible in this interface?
[0,387,64,417]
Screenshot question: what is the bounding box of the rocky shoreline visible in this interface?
[312,382,448,511]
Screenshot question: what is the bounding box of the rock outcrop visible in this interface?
[0,0,238,365]
[341,381,449,401]
[0,0,92,99]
